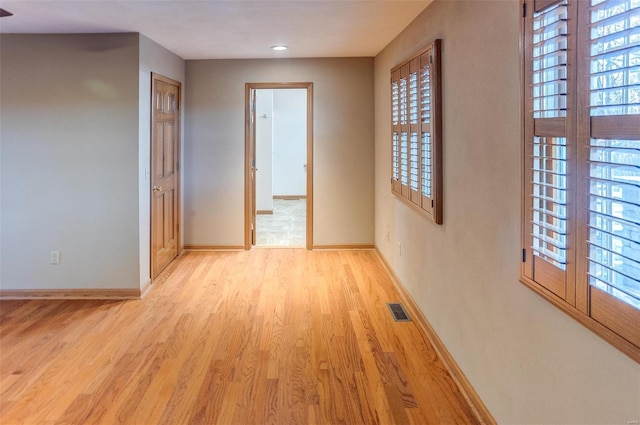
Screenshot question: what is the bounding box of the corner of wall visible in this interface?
[138,35,186,287]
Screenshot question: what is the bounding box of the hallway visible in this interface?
[0,249,480,424]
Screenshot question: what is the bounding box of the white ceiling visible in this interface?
[0,1,432,59]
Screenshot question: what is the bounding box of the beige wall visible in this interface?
[138,34,185,287]
[0,33,185,291]
[374,1,640,423]
[184,58,374,247]
[1,33,141,290]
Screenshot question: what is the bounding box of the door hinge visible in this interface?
[522,2,527,18]
[431,199,434,208]
[522,248,527,262]
[430,53,433,64]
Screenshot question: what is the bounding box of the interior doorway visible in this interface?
[245,83,313,250]
[151,73,181,278]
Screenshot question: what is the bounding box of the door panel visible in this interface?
[151,75,180,278]
[164,122,175,175]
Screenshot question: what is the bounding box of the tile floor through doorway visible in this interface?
[256,198,306,247]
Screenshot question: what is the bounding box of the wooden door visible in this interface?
[244,83,314,250]
[151,74,181,278]
[249,88,257,245]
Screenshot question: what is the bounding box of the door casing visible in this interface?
[244,82,313,250]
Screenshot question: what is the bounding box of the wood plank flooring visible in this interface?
[0,249,480,425]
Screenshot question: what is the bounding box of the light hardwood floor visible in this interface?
[0,249,480,425]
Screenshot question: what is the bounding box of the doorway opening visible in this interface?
[150,73,181,279]
[245,83,313,250]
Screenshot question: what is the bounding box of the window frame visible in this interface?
[390,39,443,224]
[520,0,640,363]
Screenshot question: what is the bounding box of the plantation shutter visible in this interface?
[522,0,640,361]
[391,69,402,194]
[523,0,577,302]
[419,47,438,218]
[409,58,421,205]
[390,39,442,224]
[577,0,640,347]
[400,64,410,198]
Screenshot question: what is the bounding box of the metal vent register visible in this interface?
[387,303,411,322]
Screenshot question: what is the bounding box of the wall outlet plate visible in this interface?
[50,251,60,265]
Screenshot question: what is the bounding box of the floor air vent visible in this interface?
[387,303,411,322]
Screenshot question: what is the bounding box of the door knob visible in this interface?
[153,185,162,193]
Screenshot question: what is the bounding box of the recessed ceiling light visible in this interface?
[271,45,288,51]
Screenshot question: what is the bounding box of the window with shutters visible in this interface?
[522,0,640,363]
[391,40,443,223]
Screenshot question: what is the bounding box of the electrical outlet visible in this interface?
[397,242,402,257]
[385,224,390,242]
[50,251,60,265]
